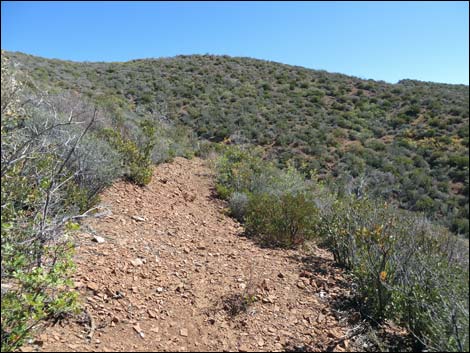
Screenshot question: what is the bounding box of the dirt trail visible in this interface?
[26,157,358,352]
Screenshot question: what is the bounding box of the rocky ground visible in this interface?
[24,157,367,352]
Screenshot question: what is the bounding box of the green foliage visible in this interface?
[99,119,156,186]
[315,194,469,351]
[228,192,249,221]
[215,145,269,198]
[245,192,318,248]
[1,242,79,352]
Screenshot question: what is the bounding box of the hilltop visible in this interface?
[3,50,468,237]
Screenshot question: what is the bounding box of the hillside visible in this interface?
[3,51,469,237]
[23,157,369,352]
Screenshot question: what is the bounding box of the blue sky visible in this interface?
[2,1,469,84]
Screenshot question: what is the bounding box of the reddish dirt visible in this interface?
[25,157,359,352]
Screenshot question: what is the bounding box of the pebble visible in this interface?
[93,235,106,243]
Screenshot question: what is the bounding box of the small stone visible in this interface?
[183,192,196,202]
[131,258,144,267]
[327,328,342,339]
[277,272,285,279]
[133,324,145,339]
[180,328,188,337]
[148,310,157,318]
[87,283,99,292]
[262,295,275,304]
[335,345,345,352]
[297,281,306,289]
[156,287,164,293]
[92,235,105,243]
[33,338,44,346]
[131,215,145,222]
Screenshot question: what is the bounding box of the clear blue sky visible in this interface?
[2,1,469,84]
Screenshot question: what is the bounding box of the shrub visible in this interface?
[215,145,268,198]
[229,192,249,221]
[98,118,156,186]
[215,145,309,200]
[245,192,318,248]
[315,194,469,351]
[1,61,85,351]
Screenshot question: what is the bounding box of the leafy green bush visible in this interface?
[215,145,268,198]
[99,119,156,186]
[215,145,310,199]
[245,192,318,248]
[1,238,79,352]
[315,194,469,351]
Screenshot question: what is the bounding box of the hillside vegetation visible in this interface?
[3,50,469,237]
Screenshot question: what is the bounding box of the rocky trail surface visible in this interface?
[26,157,361,352]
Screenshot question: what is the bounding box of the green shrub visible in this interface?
[315,193,469,351]
[1,239,79,352]
[245,192,318,248]
[98,118,156,186]
[215,145,309,200]
[228,192,249,221]
[215,145,268,197]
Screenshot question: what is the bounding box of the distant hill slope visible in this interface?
[3,51,469,236]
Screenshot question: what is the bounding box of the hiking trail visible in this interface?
[25,157,359,352]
